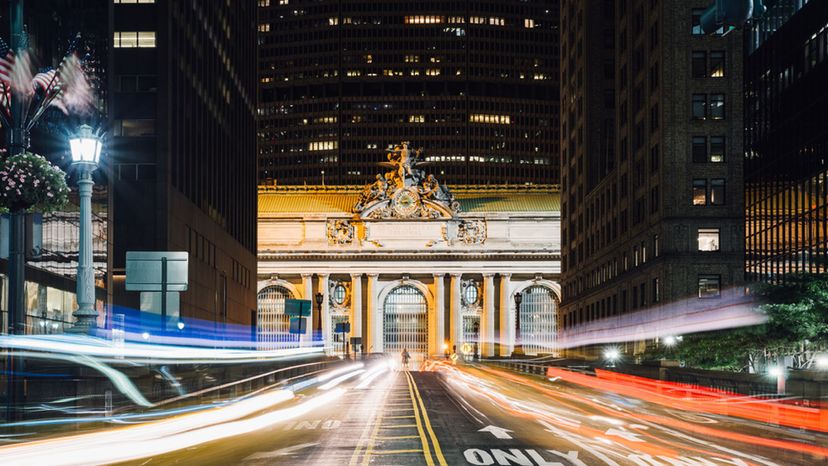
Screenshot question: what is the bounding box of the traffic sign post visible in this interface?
[285,299,312,346]
[335,322,351,358]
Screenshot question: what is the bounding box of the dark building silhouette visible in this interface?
[559,0,745,355]
[744,0,828,281]
[257,0,560,186]
[108,0,258,328]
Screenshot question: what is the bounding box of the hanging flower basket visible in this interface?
[0,152,70,214]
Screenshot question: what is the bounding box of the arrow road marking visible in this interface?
[243,442,319,460]
[478,425,514,439]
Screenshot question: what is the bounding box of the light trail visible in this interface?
[0,365,371,465]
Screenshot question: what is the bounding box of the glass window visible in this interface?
[652,278,660,303]
[118,119,155,136]
[698,275,721,298]
[333,284,347,305]
[119,75,137,91]
[692,94,707,119]
[692,136,708,163]
[709,136,725,162]
[710,179,725,205]
[693,179,707,205]
[709,51,725,77]
[691,51,707,78]
[691,9,705,35]
[709,94,725,119]
[698,228,720,251]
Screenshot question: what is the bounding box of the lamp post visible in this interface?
[67,125,103,334]
[472,321,480,361]
[315,291,324,344]
[512,291,525,358]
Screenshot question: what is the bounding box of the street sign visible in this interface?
[350,337,362,346]
[284,299,312,317]
[289,317,307,334]
[125,251,189,291]
[334,322,351,333]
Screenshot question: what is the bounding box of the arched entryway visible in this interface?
[257,285,295,349]
[519,285,558,355]
[383,285,428,354]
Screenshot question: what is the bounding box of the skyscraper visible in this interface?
[257,0,560,186]
[744,0,828,281]
[559,0,745,354]
[109,0,258,328]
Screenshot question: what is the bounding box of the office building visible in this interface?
[559,0,745,355]
[257,0,560,186]
[745,0,828,280]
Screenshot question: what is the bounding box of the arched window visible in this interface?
[383,285,428,353]
[257,285,295,349]
[461,279,481,347]
[518,285,558,355]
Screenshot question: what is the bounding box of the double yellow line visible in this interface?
[404,370,448,466]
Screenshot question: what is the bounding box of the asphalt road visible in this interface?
[107,359,827,466]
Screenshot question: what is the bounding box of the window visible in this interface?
[634,246,640,267]
[692,94,707,119]
[652,278,660,303]
[650,186,659,213]
[709,94,725,119]
[692,136,708,163]
[113,31,156,48]
[709,51,725,77]
[709,136,725,162]
[710,179,725,205]
[650,104,659,132]
[650,144,659,172]
[692,51,707,78]
[698,275,721,298]
[691,9,705,35]
[114,0,155,3]
[693,179,707,205]
[115,119,155,136]
[698,228,720,251]
[654,234,660,257]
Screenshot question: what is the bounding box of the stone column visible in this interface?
[449,273,462,354]
[301,273,314,344]
[432,273,445,357]
[318,274,330,352]
[350,274,362,341]
[482,273,496,357]
[499,273,513,357]
[366,274,381,353]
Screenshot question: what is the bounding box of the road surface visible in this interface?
[2,359,825,465]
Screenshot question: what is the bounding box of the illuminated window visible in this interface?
[260,77,273,84]
[470,16,485,24]
[448,17,465,24]
[364,54,373,63]
[524,19,535,28]
[710,179,726,205]
[308,141,338,151]
[469,114,511,125]
[489,17,505,26]
[258,23,270,32]
[709,136,725,162]
[410,69,420,76]
[405,16,444,24]
[709,51,725,77]
[346,70,361,77]
[698,228,720,251]
[328,17,338,25]
[257,0,270,6]
[709,94,725,119]
[404,55,419,63]
[692,179,708,205]
[313,116,337,124]
[698,275,721,298]
[114,31,156,48]
[409,115,425,123]
[279,0,288,4]
[425,68,441,76]
[533,73,546,80]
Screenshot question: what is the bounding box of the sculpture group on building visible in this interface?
[353,142,460,218]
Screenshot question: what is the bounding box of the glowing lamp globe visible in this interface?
[70,125,102,166]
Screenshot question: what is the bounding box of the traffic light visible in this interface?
[700,0,768,35]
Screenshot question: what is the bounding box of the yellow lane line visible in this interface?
[353,373,394,466]
[404,370,435,466]
[407,371,449,466]
[371,449,423,455]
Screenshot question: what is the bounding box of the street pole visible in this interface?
[67,167,98,333]
[512,292,524,358]
[5,0,27,423]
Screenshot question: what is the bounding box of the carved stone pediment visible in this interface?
[327,219,355,245]
[443,219,487,245]
[353,142,460,219]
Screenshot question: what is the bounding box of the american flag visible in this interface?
[0,38,12,109]
[0,37,15,88]
[32,69,57,93]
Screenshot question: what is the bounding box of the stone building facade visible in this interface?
[257,144,561,359]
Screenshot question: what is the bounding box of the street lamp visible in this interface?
[315,292,324,343]
[512,291,525,358]
[67,125,103,334]
[472,321,480,361]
